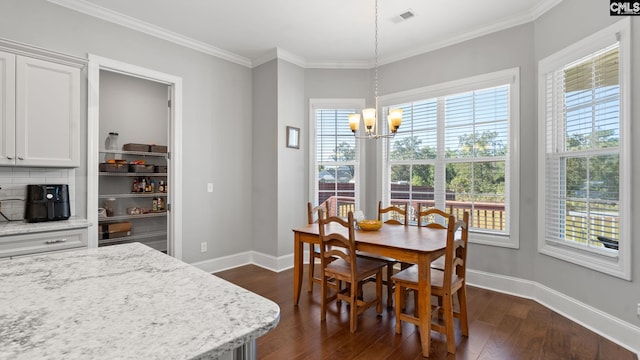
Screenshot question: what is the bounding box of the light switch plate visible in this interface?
[200,242,207,253]
[207,183,213,192]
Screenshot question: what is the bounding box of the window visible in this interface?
[309,99,364,217]
[380,68,519,248]
[538,19,630,279]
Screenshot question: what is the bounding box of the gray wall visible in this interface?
[533,0,640,327]
[252,60,278,256]
[276,59,305,257]
[372,1,640,327]
[0,0,255,263]
[377,22,537,280]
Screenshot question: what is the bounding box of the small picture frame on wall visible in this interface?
[286,126,300,149]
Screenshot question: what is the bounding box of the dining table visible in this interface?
[292,222,449,358]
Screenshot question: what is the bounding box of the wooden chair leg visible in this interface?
[349,284,358,333]
[376,270,383,314]
[386,264,394,308]
[443,294,456,354]
[394,282,403,334]
[308,245,315,293]
[320,275,327,322]
[458,286,469,336]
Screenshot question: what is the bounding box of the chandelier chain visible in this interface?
[374,0,379,102]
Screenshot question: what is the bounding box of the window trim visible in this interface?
[378,68,520,249]
[537,18,631,280]
[309,98,366,211]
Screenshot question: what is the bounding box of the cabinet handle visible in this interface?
[6,156,13,160]
[45,238,67,244]
[17,157,24,160]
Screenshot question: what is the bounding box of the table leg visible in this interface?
[417,254,431,357]
[293,232,303,305]
[233,339,256,360]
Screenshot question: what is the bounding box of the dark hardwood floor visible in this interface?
[214,265,637,360]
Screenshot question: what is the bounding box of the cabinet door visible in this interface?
[0,51,15,165]
[15,56,80,167]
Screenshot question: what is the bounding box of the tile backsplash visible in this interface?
[0,167,75,221]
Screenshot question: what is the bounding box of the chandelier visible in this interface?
[348,0,402,139]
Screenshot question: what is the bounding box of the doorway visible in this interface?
[87,55,183,259]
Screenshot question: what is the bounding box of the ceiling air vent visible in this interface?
[399,10,415,20]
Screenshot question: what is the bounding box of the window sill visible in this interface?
[539,240,630,280]
[469,231,519,249]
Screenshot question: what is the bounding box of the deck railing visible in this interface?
[319,196,619,249]
[320,196,507,231]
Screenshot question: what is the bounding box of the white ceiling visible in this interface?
[48,0,562,68]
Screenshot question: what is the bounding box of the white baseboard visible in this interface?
[467,269,640,356]
[190,250,309,274]
[192,252,639,357]
[190,251,253,274]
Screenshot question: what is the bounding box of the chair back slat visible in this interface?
[377,201,409,226]
[318,212,358,279]
[417,206,450,228]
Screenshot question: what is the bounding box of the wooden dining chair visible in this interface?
[307,201,330,293]
[318,211,386,333]
[417,206,451,271]
[356,200,410,308]
[391,211,470,354]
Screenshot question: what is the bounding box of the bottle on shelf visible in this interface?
[141,177,147,193]
[105,132,120,160]
[150,178,155,193]
[132,178,139,193]
[158,180,165,193]
[152,197,158,212]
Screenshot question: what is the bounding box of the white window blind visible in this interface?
[543,45,620,250]
[311,103,361,217]
[537,18,630,279]
[382,68,518,248]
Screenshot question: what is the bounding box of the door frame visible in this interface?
[87,54,183,259]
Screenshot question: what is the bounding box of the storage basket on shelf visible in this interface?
[99,162,128,172]
[123,143,150,152]
[149,145,168,153]
[129,164,155,173]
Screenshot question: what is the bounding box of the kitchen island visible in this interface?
[0,242,280,359]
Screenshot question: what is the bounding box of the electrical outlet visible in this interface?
[200,242,207,253]
[207,183,213,192]
[637,303,640,316]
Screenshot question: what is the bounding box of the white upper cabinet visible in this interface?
[0,51,16,166]
[0,52,80,167]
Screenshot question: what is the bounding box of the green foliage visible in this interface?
[565,130,620,201]
[331,141,355,162]
[389,132,507,202]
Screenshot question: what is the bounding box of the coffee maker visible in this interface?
[24,185,71,223]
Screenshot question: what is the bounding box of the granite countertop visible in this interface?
[0,242,280,359]
[0,217,90,236]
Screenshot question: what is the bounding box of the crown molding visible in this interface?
[0,37,87,67]
[252,48,308,68]
[530,0,564,19]
[304,59,371,70]
[47,0,562,70]
[378,10,536,66]
[47,0,252,68]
